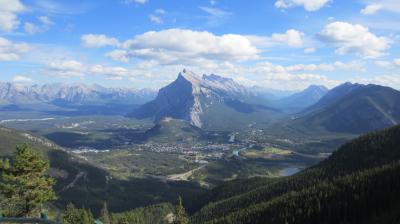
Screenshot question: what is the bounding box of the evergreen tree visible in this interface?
[62,203,94,224]
[62,203,80,224]
[0,144,56,217]
[100,202,111,224]
[173,196,189,224]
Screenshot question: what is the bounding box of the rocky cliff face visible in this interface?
[130,69,257,128]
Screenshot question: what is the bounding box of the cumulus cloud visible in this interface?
[106,29,259,64]
[81,34,120,48]
[319,21,392,58]
[0,0,25,32]
[45,60,129,79]
[0,37,30,61]
[360,0,400,15]
[275,0,330,11]
[247,29,304,48]
[13,76,33,82]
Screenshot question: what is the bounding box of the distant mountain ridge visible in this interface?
[0,82,157,106]
[130,70,279,129]
[295,82,400,133]
[276,85,328,112]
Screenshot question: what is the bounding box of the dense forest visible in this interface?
[191,124,400,223]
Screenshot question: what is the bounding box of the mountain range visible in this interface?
[0,82,157,106]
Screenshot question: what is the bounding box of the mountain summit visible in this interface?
[130,70,278,129]
[277,85,328,112]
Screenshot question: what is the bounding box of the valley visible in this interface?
[0,70,399,222]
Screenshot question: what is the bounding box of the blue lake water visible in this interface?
[280,167,301,176]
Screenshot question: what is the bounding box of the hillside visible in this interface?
[191,125,400,224]
[130,70,281,130]
[293,83,400,133]
[0,126,205,216]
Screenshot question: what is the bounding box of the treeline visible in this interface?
[191,125,400,223]
[62,199,189,224]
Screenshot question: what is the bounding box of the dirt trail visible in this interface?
[167,165,205,181]
[59,171,87,193]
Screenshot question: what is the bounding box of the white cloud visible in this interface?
[45,60,129,79]
[199,6,232,26]
[107,29,259,64]
[24,16,54,35]
[122,0,148,5]
[247,29,304,48]
[155,9,166,15]
[360,0,400,15]
[361,4,382,15]
[13,76,33,82]
[149,9,167,24]
[319,21,392,58]
[275,0,330,11]
[0,0,25,32]
[149,15,163,24]
[81,34,120,48]
[353,75,400,90]
[46,60,86,77]
[271,29,304,48]
[304,47,316,53]
[106,50,130,62]
[38,16,53,26]
[0,37,30,61]
[24,22,39,35]
[251,60,365,74]
[375,58,400,68]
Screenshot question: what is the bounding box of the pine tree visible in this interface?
[62,203,94,224]
[0,144,56,217]
[173,196,189,224]
[62,203,80,224]
[100,202,111,224]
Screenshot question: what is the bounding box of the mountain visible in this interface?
[191,124,400,223]
[0,82,157,106]
[276,85,328,112]
[293,83,400,133]
[144,117,205,143]
[129,70,280,130]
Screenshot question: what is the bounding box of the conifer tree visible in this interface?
[0,144,56,217]
[173,196,189,224]
[100,202,111,224]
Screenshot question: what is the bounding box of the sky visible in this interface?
[0,0,400,90]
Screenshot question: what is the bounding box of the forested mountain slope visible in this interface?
[192,125,400,224]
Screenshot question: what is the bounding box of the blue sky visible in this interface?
[0,0,399,90]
